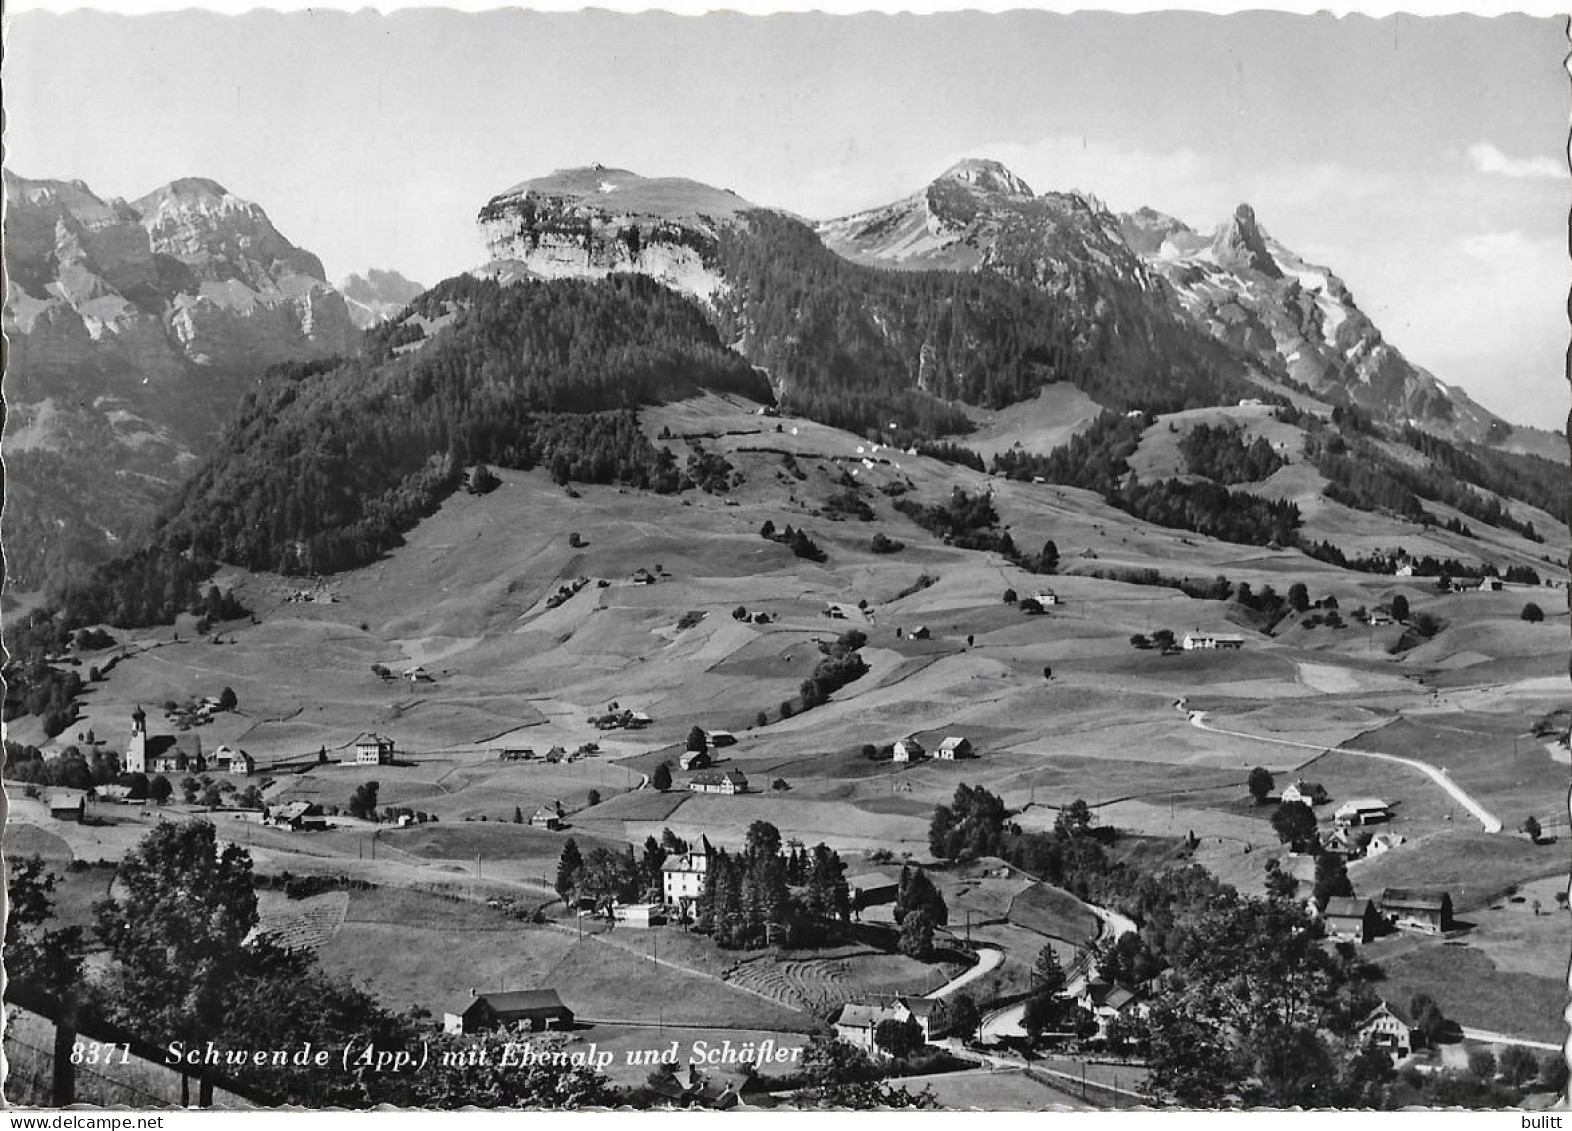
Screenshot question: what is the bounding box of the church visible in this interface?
[123,705,206,775]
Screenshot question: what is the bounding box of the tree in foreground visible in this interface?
[6,855,85,1002]
[94,820,258,1051]
[1270,800,1319,852]
[1248,766,1275,804]
[897,909,935,958]
[947,993,981,1042]
[1521,602,1544,623]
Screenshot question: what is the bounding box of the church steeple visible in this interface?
[131,704,147,734]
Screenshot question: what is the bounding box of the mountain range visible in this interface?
[2,171,410,589]
[3,158,1564,609]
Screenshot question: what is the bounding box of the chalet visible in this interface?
[847,871,900,908]
[1322,826,1366,858]
[936,736,972,760]
[1182,632,1245,651]
[1358,1001,1416,1060]
[894,996,945,1042]
[1322,896,1380,944]
[627,711,652,729]
[442,989,574,1035]
[1034,590,1061,607]
[1394,563,1416,578]
[707,730,737,748]
[661,838,712,913]
[632,569,657,585]
[1334,798,1392,826]
[48,791,87,823]
[647,1065,742,1110]
[1280,780,1330,806]
[911,626,931,640]
[1367,612,1395,626]
[1075,982,1148,1040]
[689,770,748,795]
[354,733,395,765]
[678,749,712,771]
[529,803,564,830]
[1379,888,1453,934]
[1477,577,1504,592]
[403,666,434,685]
[213,745,255,776]
[892,738,925,763]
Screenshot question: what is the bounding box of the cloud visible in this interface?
[1466,142,1563,181]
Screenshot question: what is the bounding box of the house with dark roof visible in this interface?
[1335,798,1393,826]
[48,791,87,823]
[1379,888,1453,933]
[646,1065,741,1110]
[442,989,574,1035]
[1075,981,1148,1040]
[678,749,712,771]
[529,803,563,830]
[831,1001,899,1054]
[1322,896,1380,944]
[1281,780,1330,806]
[689,770,747,795]
[847,871,900,908]
[936,736,972,760]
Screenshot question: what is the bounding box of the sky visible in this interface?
[3,8,1567,426]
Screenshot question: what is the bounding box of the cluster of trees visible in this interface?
[798,629,870,712]
[695,823,851,948]
[4,740,121,788]
[893,488,1015,556]
[1115,476,1301,548]
[913,440,985,472]
[1177,423,1286,484]
[929,786,1115,901]
[760,520,827,563]
[1401,425,1564,526]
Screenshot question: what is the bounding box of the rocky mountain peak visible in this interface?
[133,177,328,287]
[936,158,1034,198]
[1211,202,1281,278]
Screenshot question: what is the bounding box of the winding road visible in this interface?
[1183,708,1502,834]
[925,945,1005,1000]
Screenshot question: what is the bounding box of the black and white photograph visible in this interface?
[2,1,1568,1113]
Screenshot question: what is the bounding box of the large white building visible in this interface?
[661,837,713,915]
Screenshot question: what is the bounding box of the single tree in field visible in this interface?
[1248,766,1275,805]
[1270,800,1319,852]
[1288,583,1311,613]
[586,789,601,808]
[1003,589,1018,604]
[686,726,707,753]
[1032,942,1066,994]
[149,774,173,805]
[1129,633,1151,650]
[218,686,238,711]
[875,1016,924,1059]
[555,839,583,901]
[513,805,523,824]
[897,909,935,958]
[1390,594,1410,622]
[1521,602,1545,623]
[651,762,673,792]
[1152,628,1177,652]
[1521,815,1541,841]
[348,781,380,820]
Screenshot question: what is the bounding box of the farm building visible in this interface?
[661,838,713,912]
[1365,832,1406,857]
[689,770,748,795]
[442,990,574,1035]
[831,1002,900,1054]
[1181,632,1245,650]
[646,1065,742,1110]
[1379,888,1453,934]
[1034,590,1060,606]
[1335,798,1393,826]
[678,749,712,771]
[48,791,87,822]
[1357,1001,1416,1059]
[529,803,564,830]
[910,626,931,640]
[1322,827,1367,858]
[707,730,737,748]
[354,733,395,765]
[1477,578,1503,592]
[892,738,925,763]
[847,872,900,907]
[403,666,434,685]
[613,903,664,929]
[1322,897,1381,944]
[627,711,652,729]
[1281,780,1329,806]
[894,996,946,1042]
[272,801,327,831]
[936,736,972,760]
